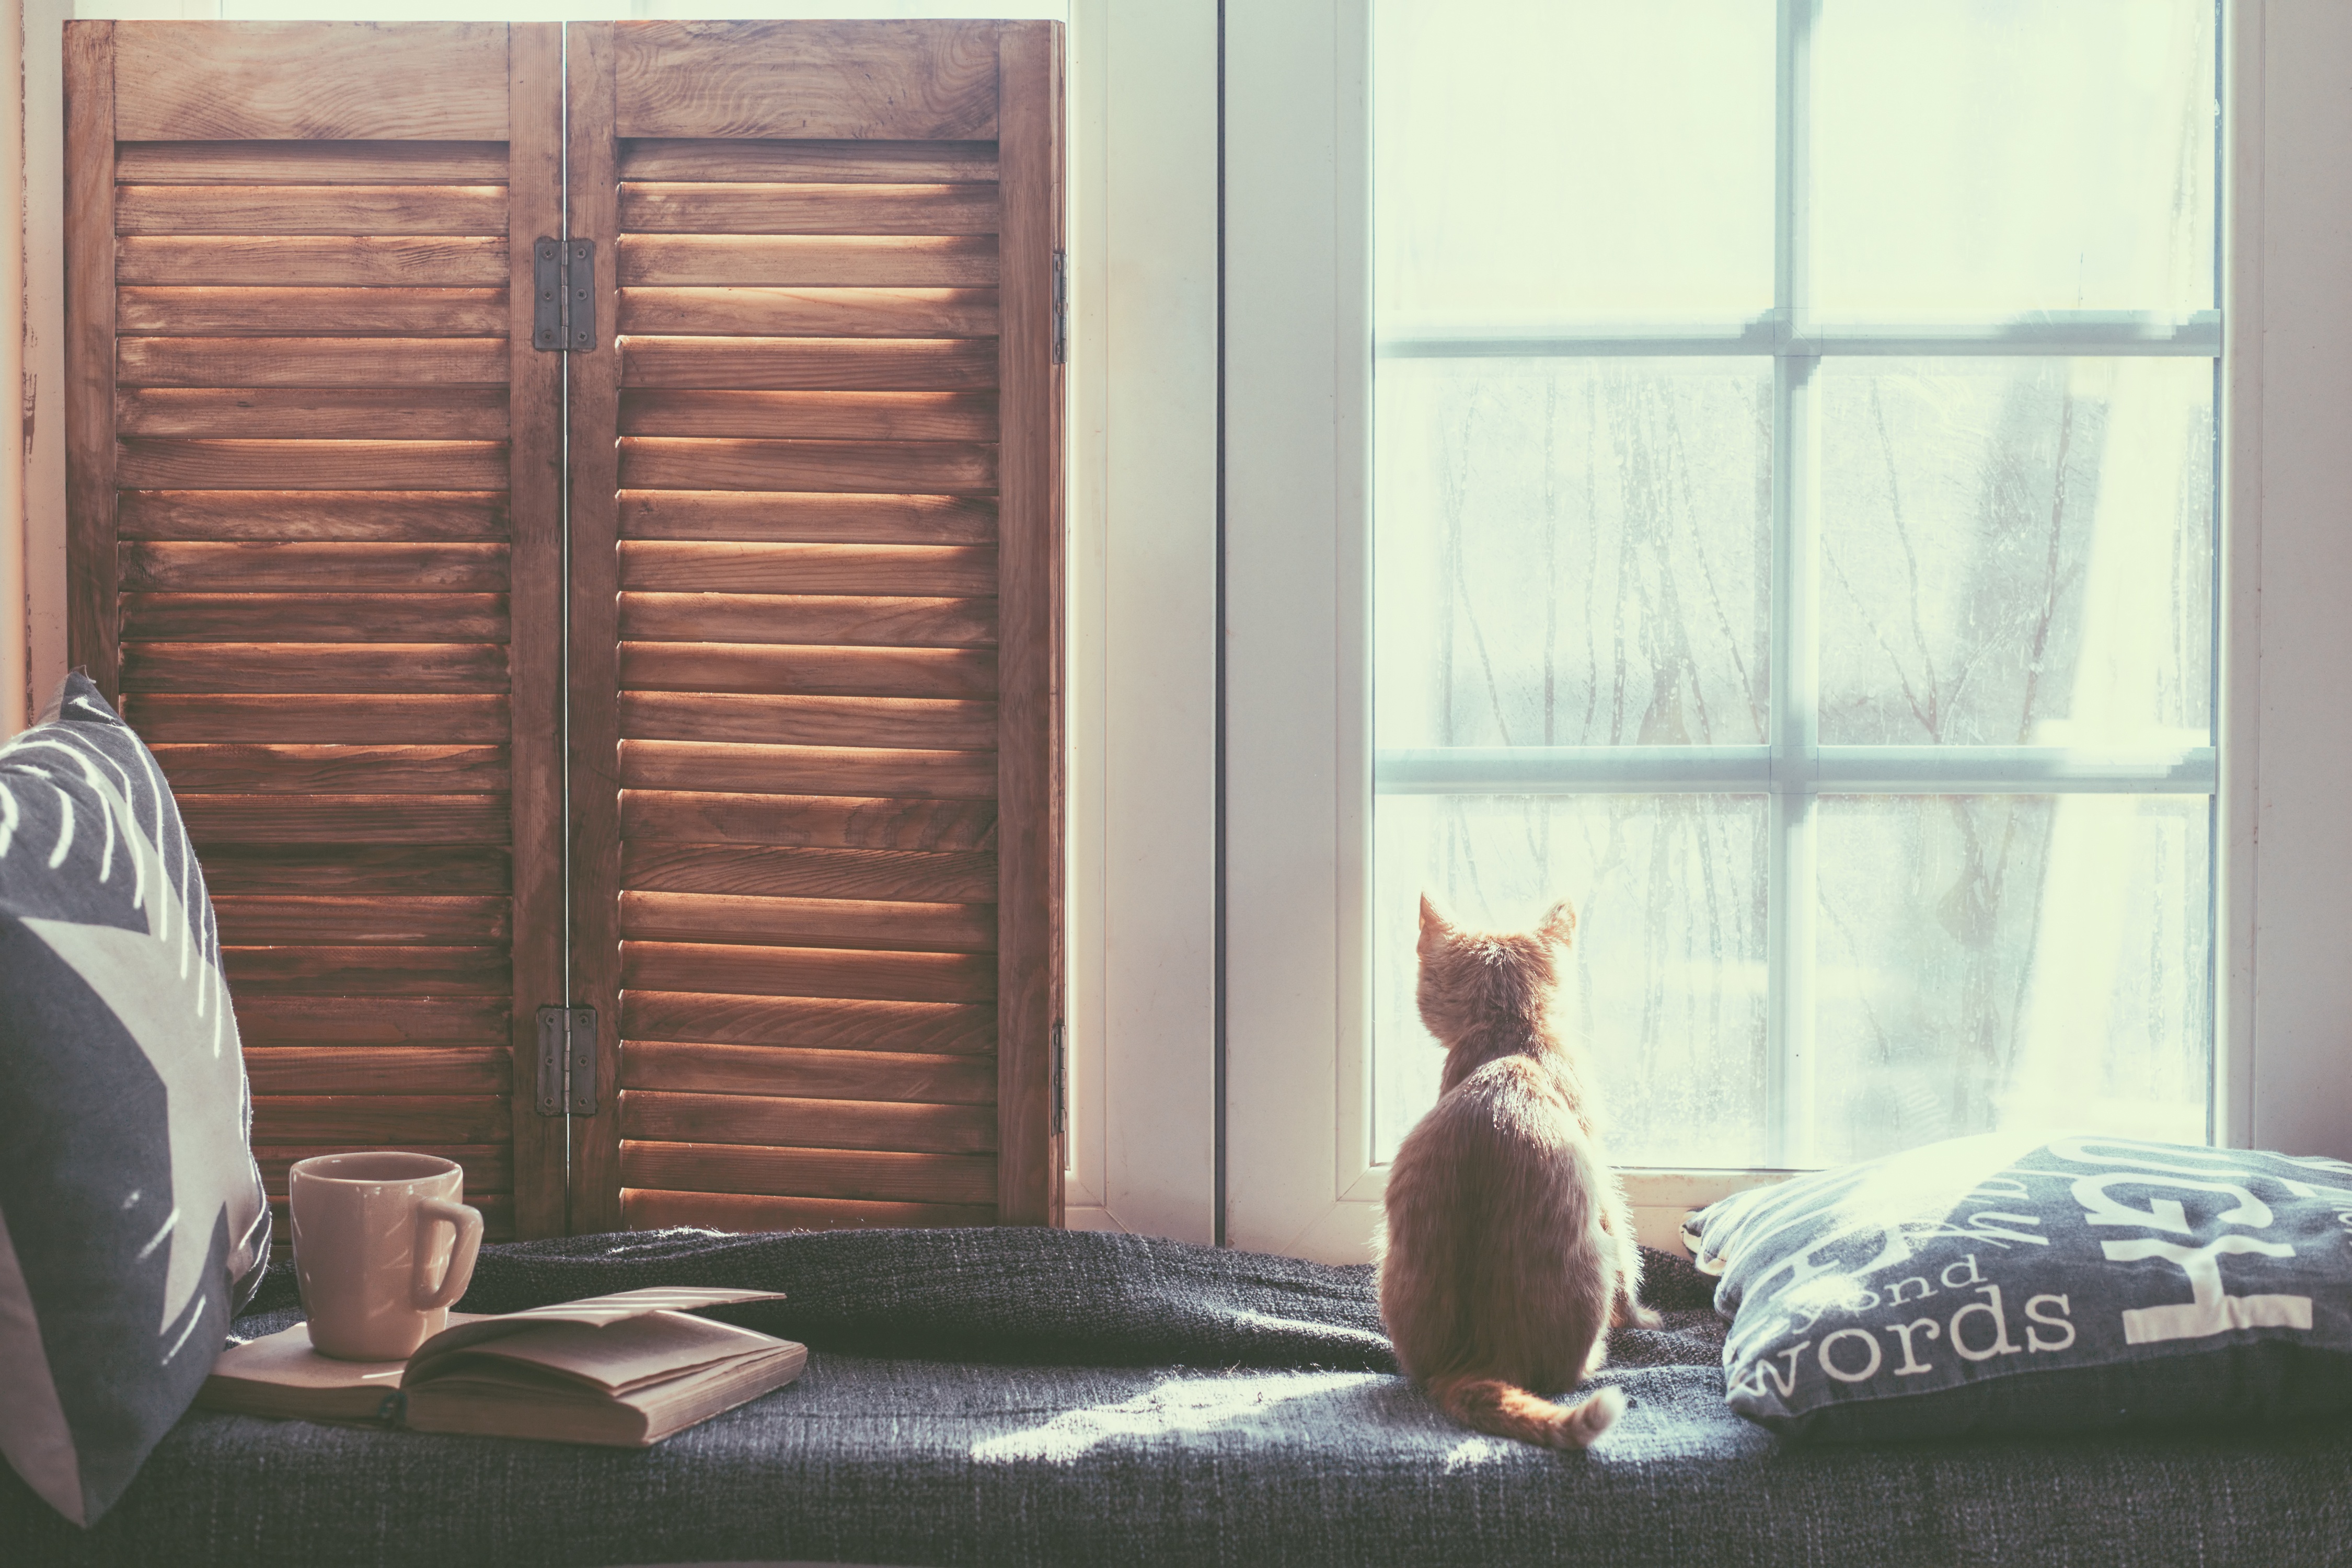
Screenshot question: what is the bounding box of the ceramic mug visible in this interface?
[289,1151,483,1361]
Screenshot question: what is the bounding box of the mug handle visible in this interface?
[410,1198,484,1311]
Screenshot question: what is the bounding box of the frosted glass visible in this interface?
[1817,358,2214,748]
[1375,358,1772,749]
[1811,794,2211,1166]
[1373,794,1771,1167]
[1374,0,1775,331]
[1812,0,2217,320]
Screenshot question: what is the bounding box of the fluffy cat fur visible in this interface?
[1376,895,1656,1449]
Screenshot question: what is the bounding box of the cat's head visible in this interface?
[1414,894,1576,1045]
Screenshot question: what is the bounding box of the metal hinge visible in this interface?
[1050,248,1067,366]
[1051,1018,1067,1136]
[535,1005,597,1116]
[533,237,596,353]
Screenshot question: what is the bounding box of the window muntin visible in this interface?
[1370,0,2220,1169]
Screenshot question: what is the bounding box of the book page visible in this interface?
[402,1288,786,1388]
[420,1311,781,1396]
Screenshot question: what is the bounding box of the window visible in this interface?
[1368,0,2221,1170]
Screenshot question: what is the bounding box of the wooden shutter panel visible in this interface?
[65,21,568,1244]
[564,20,1065,1233]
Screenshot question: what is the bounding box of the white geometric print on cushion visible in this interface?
[0,673,269,1525]
[1685,1134,2352,1442]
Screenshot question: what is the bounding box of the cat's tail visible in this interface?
[1427,1376,1624,1450]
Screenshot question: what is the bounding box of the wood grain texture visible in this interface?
[126,693,509,743]
[620,892,995,954]
[119,388,510,441]
[224,945,511,996]
[118,439,509,491]
[65,21,119,705]
[235,994,510,1045]
[622,844,996,904]
[508,19,568,1239]
[621,1040,994,1104]
[122,593,508,643]
[619,288,997,341]
[619,390,996,443]
[622,990,994,1054]
[243,1046,511,1094]
[213,895,510,946]
[620,593,995,651]
[616,234,996,289]
[618,1140,996,1205]
[618,541,996,596]
[249,1093,511,1144]
[619,692,997,751]
[620,1189,991,1232]
[179,794,510,844]
[113,21,509,142]
[120,541,509,591]
[119,490,510,542]
[619,1090,994,1155]
[255,1144,512,1191]
[994,20,1066,1226]
[118,236,511,287]
[621,941,995,1004]
[618,437,996,497]
[621,790,996,852]
[119,337,511,388]
[618,138,996,185]
[618,740,996,800]
[619,641,995,700]
[567,19,628,1236]
[118,291,510,341]
[117,140,507,185]
[152,743,508,794]
[622,336,995,393]
[201,846,510,898]
[619,491,994,546]
[619,182,998,237]
[614,20,999,141]
[115,185,509,237]
[118,641,508,695]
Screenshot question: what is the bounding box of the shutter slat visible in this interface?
[120,337,511,388]
[620,844,996,904]
[620,592,995,649]
[617,234,997,287]
[618,1141,997,1205]
[118,235,511,286]
[117,140,508,184]
[619,390,997,442]
[237,995,510,1044]
[616,540,996,595]
[619,182,999,236]
[224,946,512,995]
[180,794,511,844]
[119,641,508,694]
[250,1094,511,1143]
[620,942,995,1004]
[121,540,509,590]
[618,139,996,185]
[622,335,996,391]
[244,1046,511,1094]
[620,891,994,953]
[618,436,996,495]
[256,1143,511,1188]
[619,693,997,750]
[618,740,996,799]
[624,1040,995,1104]
[117,184,510,236]
[619,641,995,700]
[119,290,510,339]
[619,790,996,851]
[155,743,507,794]
[622,990,994,1053]
[119,489,510,540]
[125,693,509,743]
[124,593,508,643]
[619,1090,995,1155]
[619,287,997,339]
[621,1190,992,1232]
[213,895,512,946]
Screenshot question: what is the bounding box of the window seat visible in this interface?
[7,1228,2348,1567]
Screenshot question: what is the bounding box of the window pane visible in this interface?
[1811,793,2210,1166]
[1373,794,1771,1167]
[1817,358,2213,749]
[1811,0,2217,320]
[1375,358,1772,749]
[1374,0,1775,331]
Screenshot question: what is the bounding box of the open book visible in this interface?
[199,1287,806,1447]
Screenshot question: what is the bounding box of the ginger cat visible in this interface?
[1377,895,1656,1449]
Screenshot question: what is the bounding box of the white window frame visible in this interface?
[1226,0,2352,1263]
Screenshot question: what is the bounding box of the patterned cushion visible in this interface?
[1686,1133,2352,1440]
[0,674,269,1525]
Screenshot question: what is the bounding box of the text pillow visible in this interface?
[1685,1133,2352,1441]
[0,674,269,1525]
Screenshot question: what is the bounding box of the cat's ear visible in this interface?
[1417,894,1456,952]
[1538,900,1577,948]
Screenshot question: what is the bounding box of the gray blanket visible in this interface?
[8,1228,2351,1567]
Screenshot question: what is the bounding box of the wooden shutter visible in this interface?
[564,21,1065,1232]
[64,22,568,1244]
